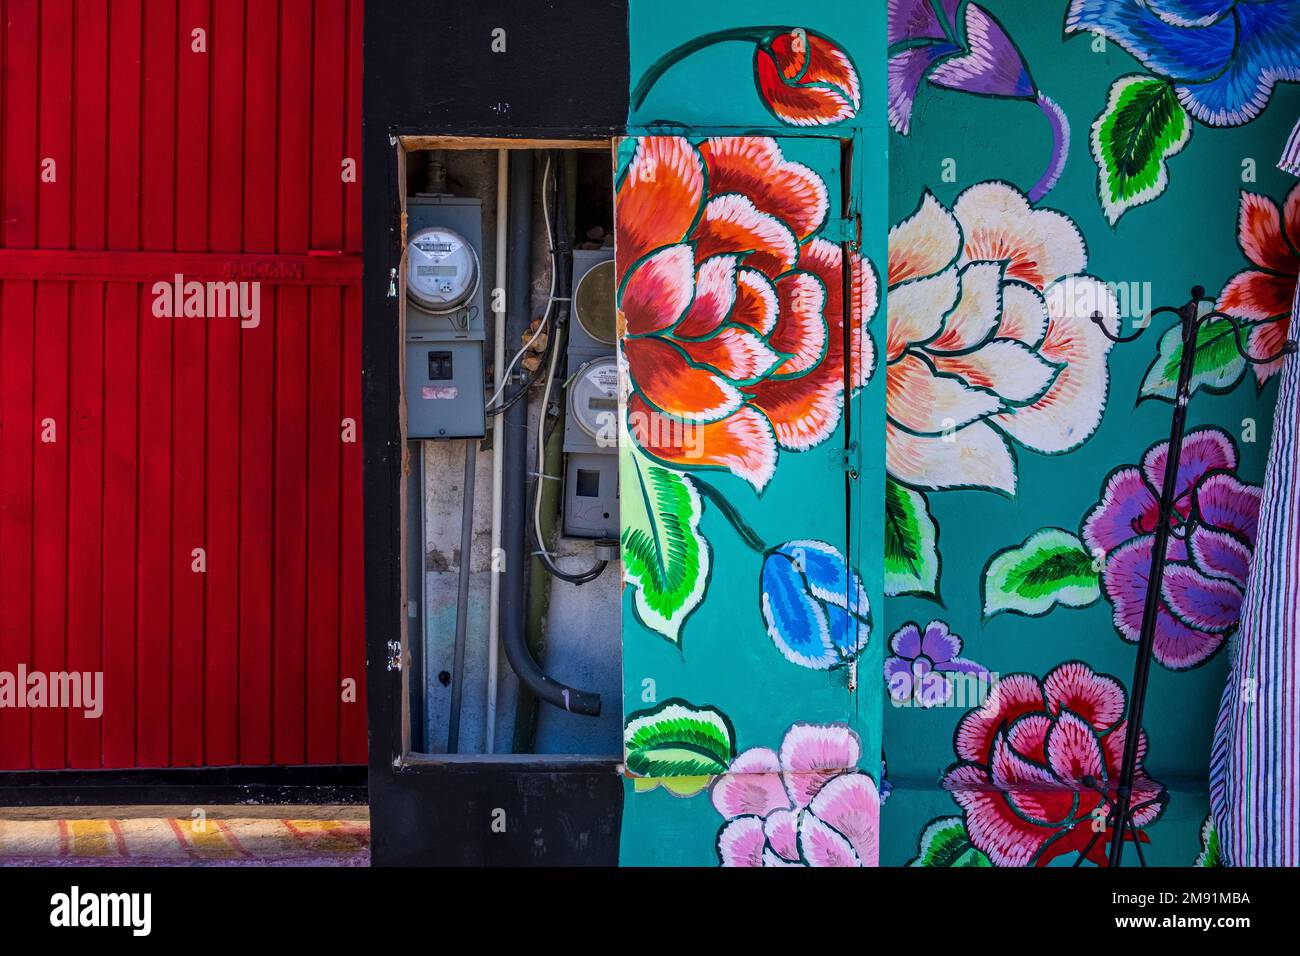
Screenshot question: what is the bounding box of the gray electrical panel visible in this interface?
[563,248,619,539]
[404,196,487,440]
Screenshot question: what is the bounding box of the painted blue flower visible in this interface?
[760,540,871,670]
[1066,0,1300,126]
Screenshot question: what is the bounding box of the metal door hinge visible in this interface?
[387,268,398,299]
[386,640,403,672]
[825,215,860,249]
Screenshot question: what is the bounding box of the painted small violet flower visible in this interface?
[885,621,989,708]
[711,723,879,867]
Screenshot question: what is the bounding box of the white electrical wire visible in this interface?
[484,310,550,410]
[534,155,564,566]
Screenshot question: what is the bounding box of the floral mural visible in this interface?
[885,620,990,708]
[617,134,878,652]
[937,661,1168,867]
[711,723,880,866]
[882,0,1290,869]
[1066,0,1300,222]
[889,0,1070,201]
[884,181,1120,599]
[618,136,875,491]
[618,4,886,868]
[1215,181,1300,386]
[632,27,862,127]
[1083,428,1262,670]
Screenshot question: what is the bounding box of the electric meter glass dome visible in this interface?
[573,258,617,346]
[406,226,479,314]
[568,356,620,443]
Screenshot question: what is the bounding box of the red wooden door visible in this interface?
[0,0,366,770]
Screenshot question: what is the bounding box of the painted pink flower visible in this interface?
[1082,427,1261,670]
[1216,181,1300,384]
[887,182,1119,495]
[942,661,1167,867]
[710,723,879,866]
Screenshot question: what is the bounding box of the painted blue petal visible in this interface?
[1177,2,1300,125]
[1145,0,1236,28]
[1066,0,1235,82]
[780,540,849,599]
[825,603,871,659]
[761,553,835,669]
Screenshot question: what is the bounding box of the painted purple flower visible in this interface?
[1082,427,1261,670]
[710,723,879,867]
[885,621,990,708]
[888,0,1068,201]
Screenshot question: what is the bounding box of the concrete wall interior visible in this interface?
[410,148,622,756]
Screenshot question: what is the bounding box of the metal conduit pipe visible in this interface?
[499,150,601,719]
[446,438,477,753]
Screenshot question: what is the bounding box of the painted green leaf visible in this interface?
[624,699,735,796]
[983,528,1100,618]
[620,447,711,645]
[1139,317,1248,401]
[907,817,992,867]
[1196,815,1222,867]
[884,478,940,600]
[1092,75,1191,225]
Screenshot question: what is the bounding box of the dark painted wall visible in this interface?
[362,0,629,865]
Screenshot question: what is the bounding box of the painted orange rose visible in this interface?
[616,136,877,492]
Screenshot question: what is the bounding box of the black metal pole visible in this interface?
[1107,292,1203,867]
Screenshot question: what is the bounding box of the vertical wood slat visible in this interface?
[64,0,110,769]
[135,0,180,770]
[0,0,39,770]
[170,0,212,767]
[306,0,347,764]
[30,0,73,770]
[1,0,366,771]
[272,0,314,765]
[101,0,144,769]
[238,0,280,765]
[203,0,246,767]
[338,0,366,761]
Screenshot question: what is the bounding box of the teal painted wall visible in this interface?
[882,0,1299,867]
[617,0,888,866]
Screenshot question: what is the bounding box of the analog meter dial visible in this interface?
[568,356,620,445]
[406,225,480,314]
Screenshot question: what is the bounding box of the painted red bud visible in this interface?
[755,30,861,127]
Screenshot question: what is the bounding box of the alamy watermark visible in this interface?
[151,274,261,328]
[0,665,102,719]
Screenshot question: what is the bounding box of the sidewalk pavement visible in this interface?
[0,805,369,866]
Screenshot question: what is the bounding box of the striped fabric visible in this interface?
[1209,283,1300,866]
[1281,118,1300,177]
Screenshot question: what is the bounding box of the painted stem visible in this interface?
[630,26,783,110]
[691,476,768,554]
[1028,92,1070,203]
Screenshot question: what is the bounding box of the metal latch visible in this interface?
[841,441,860,480]
[824,215,860,249]
[387,267,398,299]
[386,640,403,672]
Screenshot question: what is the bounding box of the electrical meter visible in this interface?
[567,356,620,447]
[573,258,617,346]
[406,225,480,314]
